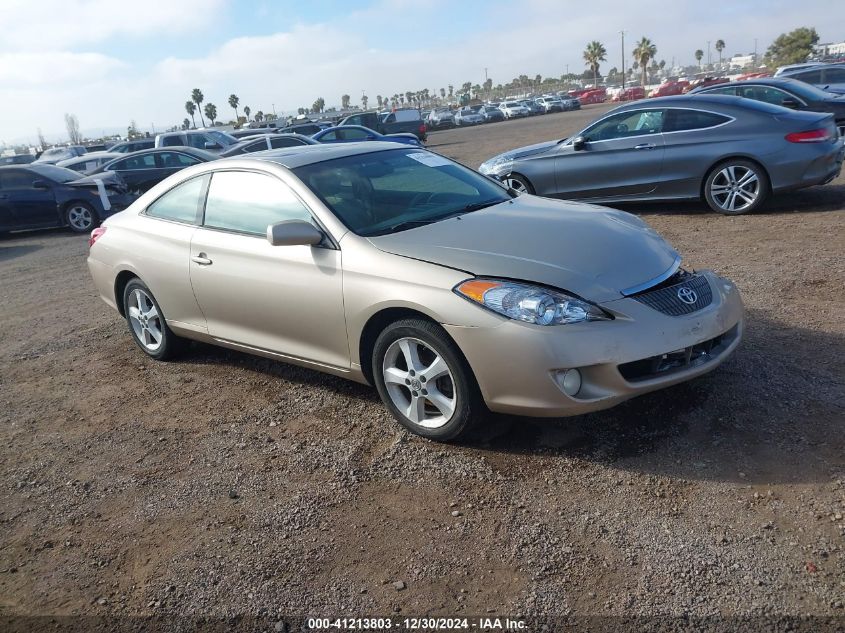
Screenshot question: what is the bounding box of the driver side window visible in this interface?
[584,110,665,141]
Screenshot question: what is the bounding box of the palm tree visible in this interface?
[583,41,607,88]
[447,84,453,99]
[695,49,704,67]
[362,95,368,110]
[228,94,240,122]
[632,37,657,87]
[184,101,196,128]
[376,95,383,108]
[182,118,190,130]
[254,110,264,122]
[243,105,251,121]
[715,39,725,67]
[204,103,217,126]
[341,94,351,109]
[191,89,206,127]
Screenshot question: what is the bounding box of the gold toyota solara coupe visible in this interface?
[87,143,744,441]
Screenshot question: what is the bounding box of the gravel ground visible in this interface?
[1,106,844,630]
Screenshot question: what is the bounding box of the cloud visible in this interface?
[0,52,124,86]
[0,0,224,51]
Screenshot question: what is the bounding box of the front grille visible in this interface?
[632,273,712,316]
[618,324,738,382]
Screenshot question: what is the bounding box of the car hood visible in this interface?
[368,195,680,303]
[484,140,559,165]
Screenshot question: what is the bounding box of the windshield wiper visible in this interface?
[445,198,505,216]
[375,199,504,235]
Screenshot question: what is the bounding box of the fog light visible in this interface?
[560,369,582,397]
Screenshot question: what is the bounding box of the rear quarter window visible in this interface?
[665,109,732,132]
[392,110,421,123]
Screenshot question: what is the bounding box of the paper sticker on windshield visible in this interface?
[406,152,451,167]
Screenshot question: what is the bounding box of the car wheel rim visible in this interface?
[127,288,163,352]
[383,337,456,429]
[710,165,759,212]
[68,206,93,230]
[504,178,527,194]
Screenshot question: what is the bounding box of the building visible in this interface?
[729,53,757,69]
[814,41,845,59]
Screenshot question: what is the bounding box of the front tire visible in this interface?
[502,173,534,195]
[123,279,185,360]
[65,202,99,233]
[703,159,769,215]
[372,318,484,441]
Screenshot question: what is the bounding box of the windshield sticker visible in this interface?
[406,152,452,167]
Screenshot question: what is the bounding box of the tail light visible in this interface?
[89,227,107,248]
[419,123,427,134]
[785,128,834,143]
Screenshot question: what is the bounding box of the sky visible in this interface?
[1,0,843,145]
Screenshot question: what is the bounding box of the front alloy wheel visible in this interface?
[373,319,483,441]
[65,203,98,233]
[502,174,533,195]
[704,160,769,215]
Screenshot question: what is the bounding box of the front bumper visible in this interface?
[444,270,744,417]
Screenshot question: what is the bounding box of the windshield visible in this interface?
[30,164,81,183]
[207,130,237,145]
[293,148,511,237]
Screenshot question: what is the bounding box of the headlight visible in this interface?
[478,155,513,176]
[454,279,610,326]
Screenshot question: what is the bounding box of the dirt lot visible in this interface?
[1,105,844,629]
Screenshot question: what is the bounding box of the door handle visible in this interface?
[191,253,212,265]
[633,143,656,150]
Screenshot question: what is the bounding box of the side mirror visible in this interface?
[32,179,49,190]
[781,98,800,109]
[204,142,221,150]
[266,220,324,247]
[572,136,587,151]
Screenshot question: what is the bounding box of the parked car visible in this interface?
[91,147,217,194]
[535,97,564,113]
[107,139,155,153]
[0,154,35,165]
[340,110,427,141]
[690,77,845,136]
[572,89,605,104]
[220,134,318,157]
[684,77,729,92]
[774,63,845,94]
[154,130,237,154]
[0,164,134,234]
[499,101,530,118]
[279,123,324,136]
[57,152,124,174]
[454,108,485,126]
[312,125,422,147]
[34,146,87,164]
[426,107,456,130]
[87,144,744,441]
[479,95,844,215]
[650,81,690,97]
[613,86,646,101]
[520,100,544,115]
[481,106,505,123]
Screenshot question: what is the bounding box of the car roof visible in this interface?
[238,141,413,169]
[612,94,759,109]
[692,77,808,91]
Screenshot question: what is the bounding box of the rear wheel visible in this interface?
[703,160,769,215]
[502,174,534,195]
[122,279,185,360]
[372,319,484,441]
[65,202,99,233]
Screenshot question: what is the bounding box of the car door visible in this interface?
[0,169,59,228]
[189,169,349,369]
[109,153,159,192]
[316,129,341,143]
[553,108,666,199]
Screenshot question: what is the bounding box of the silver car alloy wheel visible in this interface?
[503,177,528,194]
[382,337,456,429]
[127,288,163,352]
[710,165,760,213]
[67,205,94,231]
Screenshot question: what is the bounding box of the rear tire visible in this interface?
[122,279,185,361]
[703,159,769,215]
[372,318,484,442]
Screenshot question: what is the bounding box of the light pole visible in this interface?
[621,30,626,89]
[707,40,711,67]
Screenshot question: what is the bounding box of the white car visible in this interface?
[498,101,530,119]
[454,108,485,126]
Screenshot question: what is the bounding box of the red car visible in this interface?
[683,77,730,92]
[736,72,772,81]
[612,86,646,101]
[650,81,690,97]
[574,88,607,104]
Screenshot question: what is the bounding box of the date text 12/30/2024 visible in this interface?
[306,617,527,630]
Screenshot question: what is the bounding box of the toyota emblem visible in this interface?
[677,287,698,304]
